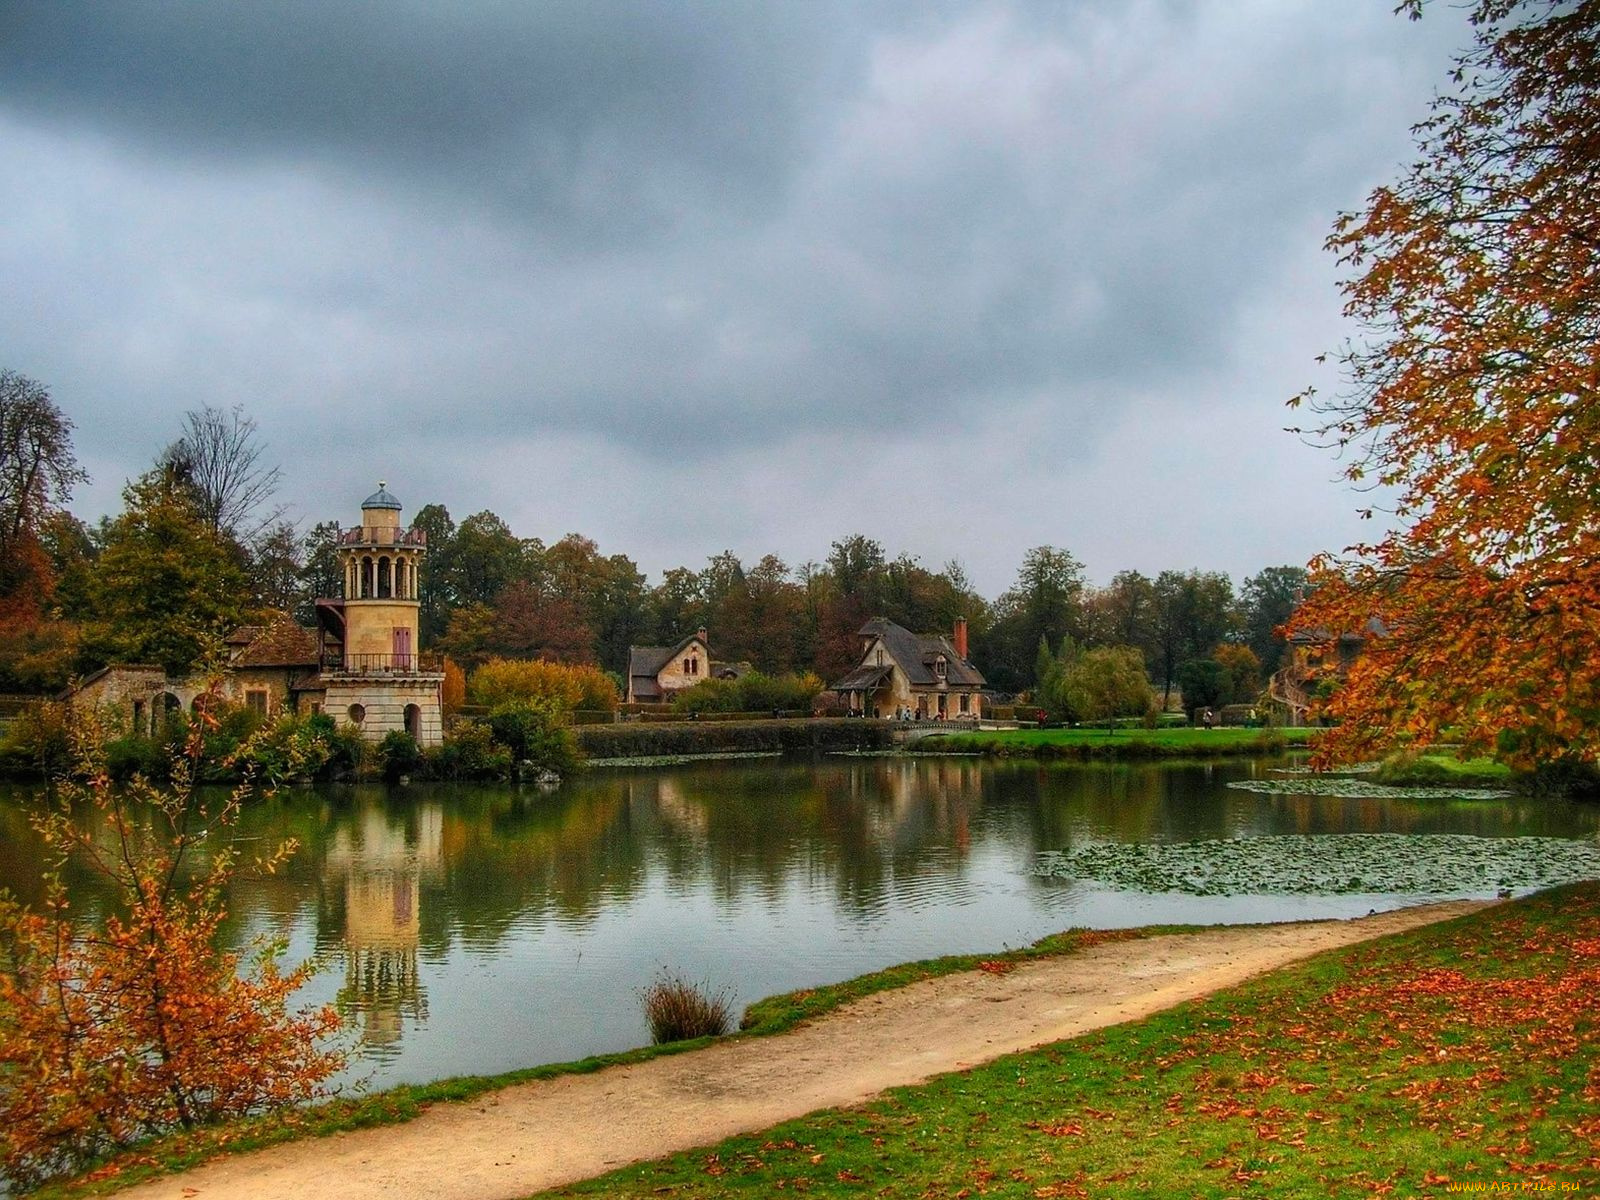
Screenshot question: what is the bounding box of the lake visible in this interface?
[2,755,1597,1092]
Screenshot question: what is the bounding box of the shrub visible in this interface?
[441,657,467,718]
[377,730,423,782]
[103,733,165,781]
[487,699,580,778]
[422,719,512,780]
[469,658,619,715]
[0,701,71,778]
[0,711,342,1190]
[576,718,896,759]
[639,971,733,1044]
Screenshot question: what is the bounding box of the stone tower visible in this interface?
[318,483,444,747]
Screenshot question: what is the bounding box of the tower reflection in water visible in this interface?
[322,803,443,1053]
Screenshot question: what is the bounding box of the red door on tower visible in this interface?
[393,627,412,670]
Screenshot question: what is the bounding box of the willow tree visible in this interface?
[1291,1,1600,768]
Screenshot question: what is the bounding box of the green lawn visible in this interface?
[927,725,1321,758]
[553,884,1600,1199]
[1373,752,1515,789]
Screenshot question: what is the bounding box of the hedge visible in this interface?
[575,718,898,759]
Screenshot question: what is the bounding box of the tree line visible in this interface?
[0,375,1308,702]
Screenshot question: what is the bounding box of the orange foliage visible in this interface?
[440,656,467,717]
[1292,2,1600,768]
[0,707,342,1189]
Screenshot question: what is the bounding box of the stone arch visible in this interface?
[404,703,421,740]
[348,703,366,725]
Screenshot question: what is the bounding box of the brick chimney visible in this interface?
[953,616,969,660]
[697,626,708,646]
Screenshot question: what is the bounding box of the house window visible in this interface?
[245,689,269,717]
[934,656,947,679]
[959,692,970,714]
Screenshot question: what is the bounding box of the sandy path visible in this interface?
[119,901,1487,1200]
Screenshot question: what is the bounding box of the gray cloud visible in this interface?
[0,1,1471,591]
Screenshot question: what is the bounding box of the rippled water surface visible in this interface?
[2,756,1596,1090]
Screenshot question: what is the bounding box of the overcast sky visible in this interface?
[0,1,1470,595]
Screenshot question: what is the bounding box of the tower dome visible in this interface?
[362,481,402,511]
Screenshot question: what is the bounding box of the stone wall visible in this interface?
[324,677,444,748]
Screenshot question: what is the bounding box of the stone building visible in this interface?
[830,617,986,720]
[65,614,326,734]
[625,628,713,704]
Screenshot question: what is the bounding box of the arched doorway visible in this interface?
[404,704,421,740]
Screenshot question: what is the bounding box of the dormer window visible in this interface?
[934,655,947,678]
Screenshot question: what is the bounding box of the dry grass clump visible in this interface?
[639,972,733,1044]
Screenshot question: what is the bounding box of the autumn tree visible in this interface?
[0,372,86,622]
[1291,0,1600,769]
[0,713,341,1188]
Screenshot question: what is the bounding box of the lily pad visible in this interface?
[1032,833,1600,895]
[1228,777,1511,799]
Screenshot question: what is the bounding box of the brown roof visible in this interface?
[840,617,986,689]
[627,633,707,683]
[234,619,323,668]
[834,663,894,691]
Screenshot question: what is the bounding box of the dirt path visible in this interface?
[119,901,1488,1200]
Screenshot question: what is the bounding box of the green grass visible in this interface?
[1372,751,1515,789]
[35,929,1149,1199]
[926,726,1321,759]
[552,884,1600,1199]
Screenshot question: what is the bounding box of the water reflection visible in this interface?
[321,805,441,1052]
[1,757,1595,1088]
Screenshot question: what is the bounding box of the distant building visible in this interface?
[1268,616,1389,726]
[830,617,985,719]
[64,484,445,747]
[626,628,712,704]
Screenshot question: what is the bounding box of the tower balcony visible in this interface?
[338,526,428,548]
[321,650,444,678]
